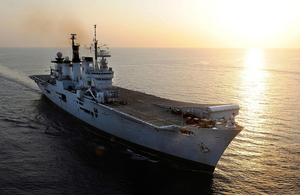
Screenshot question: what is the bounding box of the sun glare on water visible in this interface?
[245,48,263,69]
[243,48,265,91]
[240,48,269,138]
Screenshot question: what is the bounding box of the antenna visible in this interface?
[94,25,97,42]
[94,25,98,65]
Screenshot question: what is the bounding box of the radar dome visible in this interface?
[65,56,69,61]
[57,52,63,58]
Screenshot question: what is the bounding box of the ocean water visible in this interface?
[0,47,299,194]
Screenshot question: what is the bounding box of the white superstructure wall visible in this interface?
[71,62,81,81]
[62,63,71,77]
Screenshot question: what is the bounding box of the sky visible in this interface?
[1,0,300,48]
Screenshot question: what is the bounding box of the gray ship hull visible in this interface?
[30,75,242,173]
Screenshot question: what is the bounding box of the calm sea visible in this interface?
[0,47,299,194]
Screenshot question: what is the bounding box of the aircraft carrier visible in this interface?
[29,25,243,173]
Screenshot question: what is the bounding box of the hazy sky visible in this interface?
[1,0,300,48]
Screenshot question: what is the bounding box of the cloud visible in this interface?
[22,9,89,47]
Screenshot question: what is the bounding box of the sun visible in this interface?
[215,0,297,40]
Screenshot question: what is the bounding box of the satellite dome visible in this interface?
[65,56,69,61]
[57,52,63,58]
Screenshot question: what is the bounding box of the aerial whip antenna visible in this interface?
[94,25,98,68]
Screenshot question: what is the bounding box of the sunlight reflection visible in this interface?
[245,48,264,69]
[240,48,268,125]
[235,48,269,170]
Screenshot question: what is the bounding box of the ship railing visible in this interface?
[97,50,111,57]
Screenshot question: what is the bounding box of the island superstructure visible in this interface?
[29,25,243,173]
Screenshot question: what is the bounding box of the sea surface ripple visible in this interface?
[0,47,299,194]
